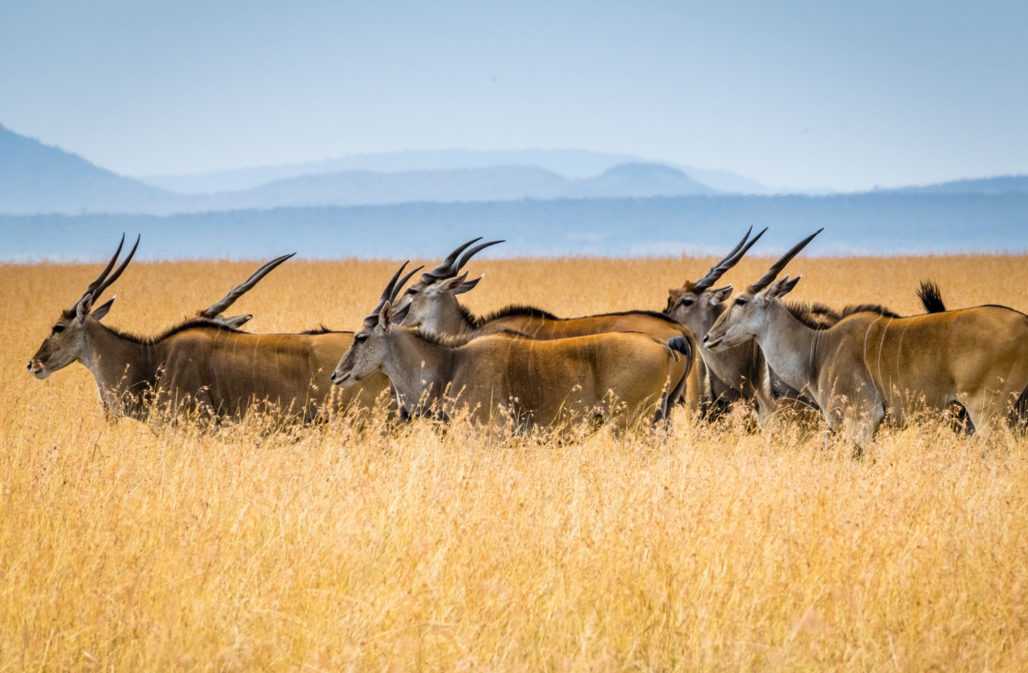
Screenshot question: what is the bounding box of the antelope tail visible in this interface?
[661,335,694,416]
[666,335,693,362]
[917,280,947,313]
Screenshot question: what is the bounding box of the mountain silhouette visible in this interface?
[895,175,1028,195]
[2,123,1024,229]
[0,124,183,214]
[142,149,766,194]
[203,165,569,208]
[3,192,1025,261]
[567,163,714,198]
[0,126,727,213]
[198,162,715,209]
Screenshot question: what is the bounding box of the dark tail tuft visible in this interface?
[917,280,946,313]
[667,335,692,361]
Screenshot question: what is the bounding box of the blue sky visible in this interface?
[2,0,1026,191]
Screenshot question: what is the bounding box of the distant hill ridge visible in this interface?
[3,191,1026,261]
[571,163,713,198]
[198,161,716,210]
[895,175,1028,195]
[0,125,722,214]
[1,123,1025,218]
[0,124,184,214]
[141,148,767,194]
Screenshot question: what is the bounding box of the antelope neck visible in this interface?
[82,321,159,416]
[382,330,455,410]
[752,302,819,396]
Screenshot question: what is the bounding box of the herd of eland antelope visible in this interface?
[27,230,1028,452]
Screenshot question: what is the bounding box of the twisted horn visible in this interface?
[75,234,140,312]
[692,226,767,293]
[199,252,295,319]
[421,237,482,281]
[365,261,422,325]
[393,263,424,302]
[454,239,504,273]
[218,314,254,329]
[381,261,409,303]
[91,234,140,301]
[76,234,125,306]
[747,228,823,294]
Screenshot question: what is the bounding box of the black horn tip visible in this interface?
[442,237,483,264]
[393,264,425,300]
[456,239,504,269]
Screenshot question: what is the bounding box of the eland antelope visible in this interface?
[663,227,779,421]
[664,228,950,426]
[332,262,693,430]
[391,238,697,409]
[704,230,1028,449]
[28,237,391,423]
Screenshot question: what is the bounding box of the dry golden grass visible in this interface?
[2,255,1027,672]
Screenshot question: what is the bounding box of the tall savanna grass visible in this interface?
[1,255,1026,671]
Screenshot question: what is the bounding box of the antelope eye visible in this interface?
[735,298,748,306]
[355,333,368,343]
[51,324,65,334]
[680,298,695,306]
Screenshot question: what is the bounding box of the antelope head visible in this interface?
[704,229,822,352]
[391,237,503,333]
[332,261,422,387]
[28,234,140,378]
[665,226,766,340]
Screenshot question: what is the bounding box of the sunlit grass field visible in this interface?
[2,254,1027,672]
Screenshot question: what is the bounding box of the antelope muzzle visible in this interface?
[27,358,48,379]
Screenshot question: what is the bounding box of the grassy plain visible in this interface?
[1,254,1026,672]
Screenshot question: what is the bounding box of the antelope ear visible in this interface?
[392,302,412,322]
[220,314,253,328]
[769,276,801,299]
[454,276,481,295]
[90,297,116,321]
[378,300,392,330]
[436,273,469,293]
[710,286,733,304]
[75,297,91,323]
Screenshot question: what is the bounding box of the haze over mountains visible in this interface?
[2,123,1026,259]
[0,126,727,215]
[189,162,716,211]
[0,124,184,214]
[895,175,1028,195]
[142,149,766,195]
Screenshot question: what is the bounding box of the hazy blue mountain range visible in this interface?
[3,192,1025,261]
[2,123,1026,260]
[142,149,767,194]
[568,163,714,198]
[0,124,185,214]
[196,162,715,211]
[207,166,571,209]
[895,175,1028,195]
[0,126,725,213]
[5,123,1026,221]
